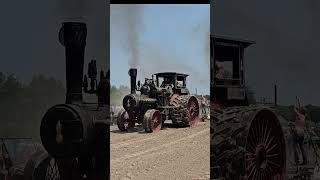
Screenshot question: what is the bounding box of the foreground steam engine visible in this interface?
[116,69,200,133]
[0,138,58,180]
[40,22,109,180]
[211,35,286,179]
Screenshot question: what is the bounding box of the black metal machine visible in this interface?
[0,137,58,180]
[117,69,200,133]
[40,22,109,180]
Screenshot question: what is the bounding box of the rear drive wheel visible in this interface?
[171,95,200,127]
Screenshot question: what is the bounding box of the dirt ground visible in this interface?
[110,121,210,180]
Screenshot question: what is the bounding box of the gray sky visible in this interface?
[211,0,320,105]
[0,0,108,84]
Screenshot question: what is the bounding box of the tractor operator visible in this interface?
[161,77,175,88]
[201,95,207,115]
[160,79,168,87]
[215,62,224,79]
[292,96,308,165]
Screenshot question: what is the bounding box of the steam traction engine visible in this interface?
[0,137,57,180]
[40,22,109,180]
[116,69,200,133]
[211,35,287,179]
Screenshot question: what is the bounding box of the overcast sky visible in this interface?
[0,0,108,84]
[111,4,210,95]
[212,0,320,105]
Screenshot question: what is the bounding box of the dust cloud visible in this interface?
[111,5,144,68]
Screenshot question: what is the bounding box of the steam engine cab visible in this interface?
[211,35,255,107]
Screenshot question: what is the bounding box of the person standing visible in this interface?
[215,62,224,79]
[201,95,207,115]
[292,96,308,165]
[286,122,295,164]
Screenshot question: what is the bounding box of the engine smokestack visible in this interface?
[129,68,137,94]
[58,22,87,104]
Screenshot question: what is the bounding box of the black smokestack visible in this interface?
[58,22,87,104]
[128,68,137,94]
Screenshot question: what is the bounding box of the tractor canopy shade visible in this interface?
[154,72,189,78]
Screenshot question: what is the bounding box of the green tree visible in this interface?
[110,85,130,106]
[0,72,65,139]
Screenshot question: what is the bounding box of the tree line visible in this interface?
[110,85,130,106]
[0,72,65,139]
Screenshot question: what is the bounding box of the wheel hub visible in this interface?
[187,96,200,122]
[153,116,160,129]
[255,145,267,171]
[189,107,195,117]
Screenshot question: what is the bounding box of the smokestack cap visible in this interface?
[59,22,87,47]
[129,68,137,77]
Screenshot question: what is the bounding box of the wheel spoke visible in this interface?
[267,159,280,168]
[265,136,275,149]
[266,143,277,153]
[246,160,256,171]
[263,128,272,145]
[246,142,256,154]
[247,165,257,180]
[262,118,268,144]
[258,121,262,144]
[266,153,279,158]
[253,123,259,143]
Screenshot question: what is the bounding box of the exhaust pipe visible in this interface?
[128,68,137,94]
[58,22,87,104]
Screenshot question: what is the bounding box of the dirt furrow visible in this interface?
[110,122,210,180]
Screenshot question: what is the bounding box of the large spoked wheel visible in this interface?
[116,107,133,131]
[143,109,162,133]
[186,96,200,126]
[245,109,286,180]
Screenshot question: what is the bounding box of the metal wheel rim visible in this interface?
[151,110,162,132]
[187,96,200,126]
[245,109,286,180]
[117,109,130,131]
